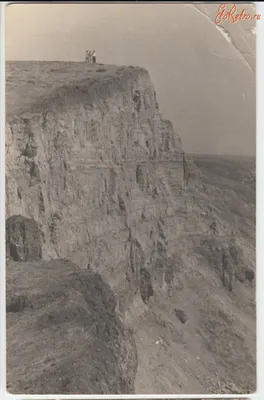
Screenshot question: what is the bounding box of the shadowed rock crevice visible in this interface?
[6,294,32,313]
[136,164,145,191]
[6,215,42,261]
[139,267,154,303]
[133,90,141,113]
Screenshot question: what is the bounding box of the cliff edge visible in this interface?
[6,62,255,394]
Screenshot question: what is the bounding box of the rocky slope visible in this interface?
[6,62,256,394]
[6,259,137,394]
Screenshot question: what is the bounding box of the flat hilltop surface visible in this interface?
[6,61,131,118]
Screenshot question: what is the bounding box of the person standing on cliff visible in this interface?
[85,50,90,63]
[92,50,97,63]
[88,50,92,62]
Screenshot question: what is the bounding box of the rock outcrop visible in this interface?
[6,215,42,261]
[6,259,137,394]
[6,62,255,394]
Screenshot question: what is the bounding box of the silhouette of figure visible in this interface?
[92,50,97,63]
[88,50,93,62]
[85,50,93,63]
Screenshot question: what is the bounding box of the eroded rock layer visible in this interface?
[6,62,255,394]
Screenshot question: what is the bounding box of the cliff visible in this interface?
[6,62,255,394]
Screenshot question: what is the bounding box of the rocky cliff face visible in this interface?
[6,62,201,312]
[6,62,255,394]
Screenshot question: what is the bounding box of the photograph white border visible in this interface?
[0,2,262,400]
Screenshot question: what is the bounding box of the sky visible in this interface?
[5,3,256,156]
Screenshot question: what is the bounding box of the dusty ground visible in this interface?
[5,62,256,395]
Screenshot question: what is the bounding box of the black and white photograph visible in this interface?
[5,2,256,395]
